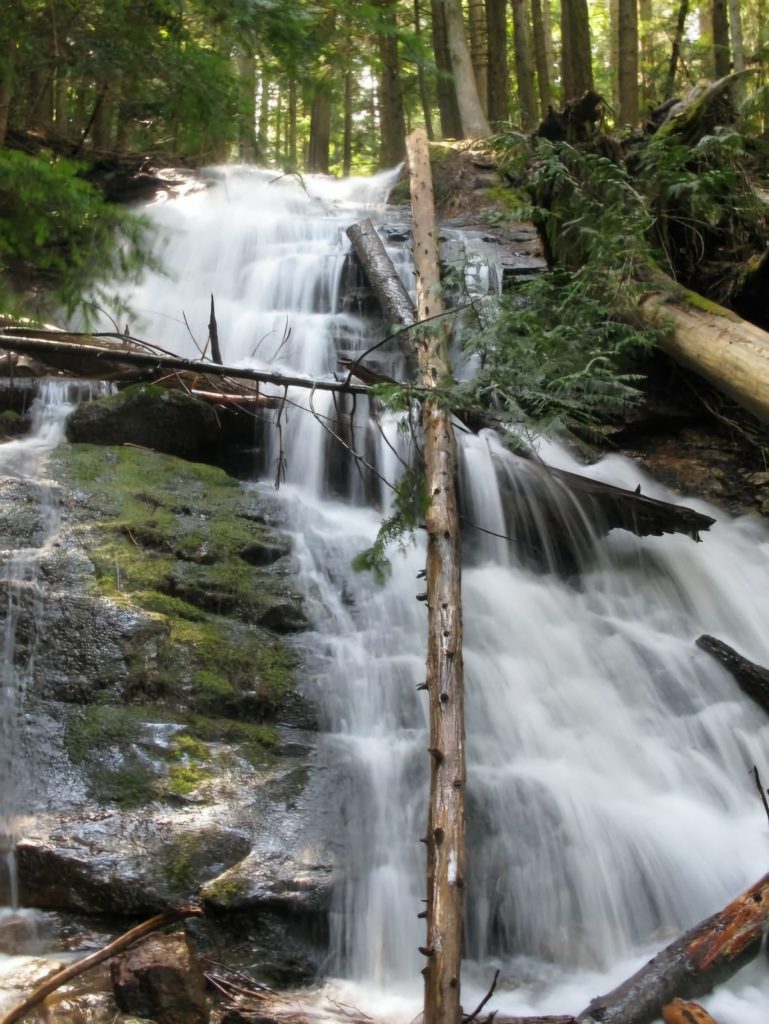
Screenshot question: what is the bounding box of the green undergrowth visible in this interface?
[53,443,302,807]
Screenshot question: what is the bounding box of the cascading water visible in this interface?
[0,379,111,943]
[91,167,769,1022]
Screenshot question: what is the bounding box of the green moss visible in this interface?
[170,733,209,761]
[202,876,241,906]
[166,762,210,796]
[95,765,158,807]
[66,704,143,763]
[0,410,23,436]
[192,670,236,698]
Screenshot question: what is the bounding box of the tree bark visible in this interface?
[468,0,489,113]
[712,0,731,78]
[639,281,769,426]
[307,87,331,173]
[414,0,436,139]
[618,0,639,126]
[486,0,509,122]
[577,870,769,1024]
[560,0,594,100]
[376,0,407,166]
[346,219,417,327]
[511,0,538,128]
[440,0,491,137]
[530,0,551,116]
[406,126,466,1024]
[0,32,15,147]
[696,634,769,715]
[431,0,463,137]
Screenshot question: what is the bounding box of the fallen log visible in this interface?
[0,332,372,396]
[346,218,417,328]
[640,283,769,426]
[577,870,769,1024]
[696,634,769,715]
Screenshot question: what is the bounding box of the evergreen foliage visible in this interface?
[0,149,156,320]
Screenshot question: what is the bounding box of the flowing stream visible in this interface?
[83,168,769,1022]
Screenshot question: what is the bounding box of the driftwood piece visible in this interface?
[577,870,769,1024]
[662,999,717,1024]
[407,127,467,1024]
[696,635,769,714]
[0,907,202,1024]
[347,218,417,327]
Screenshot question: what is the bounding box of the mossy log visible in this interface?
[640,281,769,425]
[577,870,769,1024]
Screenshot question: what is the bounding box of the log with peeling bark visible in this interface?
[346,219,417,328]
[577,870,769,1024]
[696,634,769,715]
[407,126,466,1024]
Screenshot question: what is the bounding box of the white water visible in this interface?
[0,380,110,949]
[89,167,769,1021]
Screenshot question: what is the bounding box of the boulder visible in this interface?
[111,931,209,1024]
[65,384,219,458]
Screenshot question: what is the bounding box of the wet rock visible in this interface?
[239,538,290,566]
[111,931,209,1024]
[201,847,335,915]
[65,384,219,458]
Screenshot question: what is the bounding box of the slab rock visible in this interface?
[111,931,209,1024]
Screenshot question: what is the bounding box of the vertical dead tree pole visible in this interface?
[406,127,466,1024]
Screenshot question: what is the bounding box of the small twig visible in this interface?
[752,765,769,827]
[463,968,500,1024]
[0,907,202,1024]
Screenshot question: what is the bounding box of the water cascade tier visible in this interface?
[65,168,769,1022]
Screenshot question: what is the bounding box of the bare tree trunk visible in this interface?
[415,0,436,139]
[486,0,509,121]
[238,51,258,163]
[307,88,331,173]
[343,72,353,175]
[663,0,689,100]
[346,219,417,326]
[511,0,537,128]
[609,0,621,111]
[618,0,639,126]
[257,71,270,159]
[431,0,463,137]
[376,0,407,166]
[406,127,466,1024]
[712,0,731,77]
[468,0,489,113]
[440,0,491,136]
[560,0,594,100]
[288,78,298,169]
[0,34,15,147]
[639,0,654,108]
[530,0,551,116]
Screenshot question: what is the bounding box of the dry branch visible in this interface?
[347,219,417,327]
[0,332,372,396]
[0,907,202,1024]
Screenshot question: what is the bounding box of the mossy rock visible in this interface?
[65,383,219,458]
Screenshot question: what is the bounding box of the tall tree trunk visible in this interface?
[728,0,745,100]
[307,88,331,173]
[0,34,15,147]
[530,0,551,116]
[405,126,466,1024]
[376,0,407,166]
[440,0,491,136]
[343,72,353,176]
[663,0,689,100]
[639,0,654,107]
[238,51,258,163]
[468,0,489,113]
[257,72,270,160]
[712,0,731,77]
[609,0,620,111]
[511,0,537,127]
[430,0,463,137]
[288,78,298,169]
[560,0,594,100]
[415,0,436,139]
[542,0,556,99]
[486,0,509,121]
[617,0,639,126]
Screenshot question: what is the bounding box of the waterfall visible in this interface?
[0,380,111,934]
[92,167,769,1022]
